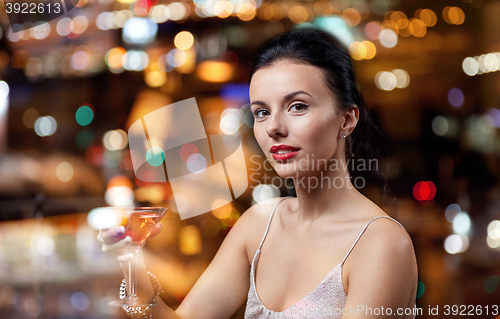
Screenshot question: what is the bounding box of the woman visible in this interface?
[99,28,418,319]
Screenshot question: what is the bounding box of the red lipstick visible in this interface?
[270,144,300,161]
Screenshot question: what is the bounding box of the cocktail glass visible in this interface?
[101,207,168,307]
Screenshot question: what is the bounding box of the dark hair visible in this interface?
[249,28,388,190]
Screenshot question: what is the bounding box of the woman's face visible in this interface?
[249,60,347,179]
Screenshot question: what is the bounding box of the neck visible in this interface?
[290,158,363,225]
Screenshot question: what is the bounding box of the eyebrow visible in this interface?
[250,90,313,107]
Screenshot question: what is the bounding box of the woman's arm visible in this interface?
[150,202,270,319]
[172,206,254,319]
[340,219,418,319]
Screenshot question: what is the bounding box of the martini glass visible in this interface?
[104,207,168,307]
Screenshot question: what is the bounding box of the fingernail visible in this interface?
[114,226,125,236]
[123,236,132,243]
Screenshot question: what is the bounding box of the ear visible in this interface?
[341,105,359,136]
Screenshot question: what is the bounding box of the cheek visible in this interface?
[299,112,338,137]
[253,125,267,149]
[295,115,340,155]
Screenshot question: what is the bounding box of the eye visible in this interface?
[289,103,309,113]
[253,109,270,119]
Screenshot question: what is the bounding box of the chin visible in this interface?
[273,166,304,180]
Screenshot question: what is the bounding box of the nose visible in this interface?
[266,112,287,138]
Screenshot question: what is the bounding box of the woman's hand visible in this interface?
[97,224,163,255]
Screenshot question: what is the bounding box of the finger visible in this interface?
[98,226,126,244]
[102,236,132,253]
[149,223,163,239]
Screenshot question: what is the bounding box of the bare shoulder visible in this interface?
[238,197,289,263]
[346,206,418,284]
[341,207,418,312]
[356,208,415,260]
[366,214,413,247]
[239,196,288,225]
[355,197,414,256]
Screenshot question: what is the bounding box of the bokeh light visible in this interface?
[452,212,471,235]
[56,17,73,36]
[342,8,360,26]
[445,204,461,222]
[413,181,436,201]
[0,81,10,99]
[197,61,233,83]
[443,6,465,25]
[391,69,410,88]
[448,88,464,107]
[375,71,397,91]
[71,49,90,70]
[36,235,55,256]
[237,3,257,21]
[103,129,128,151]
[416,281,425,298]
[432,116,448,136]
[106,47,126,72]
[7,24,24,42]
[252,184,280,203]
[96,12,114,30]
[72,16,88,35]
[417,9,437,27]
[410,19,426,38]
[85,145,104,166]
[34,116,57,137]
[145,70,167,87]
[123,50,149,71]
[76,130,94,150]
[289,6,310,24]
[105,186,134,206]
[444,234,469,254]
[148,6,168,23]
[71,292,89,310]
[168,2,188,21]
[179,225,202,255]
[179,143,199,162]
[349,41,366,60]
[220,108,243,134]
[133,0,153,16]
[23,108,39,128]
[56,162,74,182]
[103,150,121,168]
[186,153,207,174]
[364,21,381,40]
[146,146,165,166]
[463,57,479,76]
[75,105,94,126]
[379,29,398,48]
[174,31,194,50]
[31,22,51,40]
[487,220,500,240]
[122,17,158,44]
[211,199,232,219]
[484,276,499,293]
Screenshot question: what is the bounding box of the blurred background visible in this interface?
[1,0,500,317]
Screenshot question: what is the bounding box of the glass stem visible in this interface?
[128,251,137,297]
[118,247,140,301]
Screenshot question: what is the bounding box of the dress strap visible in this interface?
[341,215,405,266]
[256,196,292,252]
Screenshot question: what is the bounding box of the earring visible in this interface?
[341,133,346,138]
